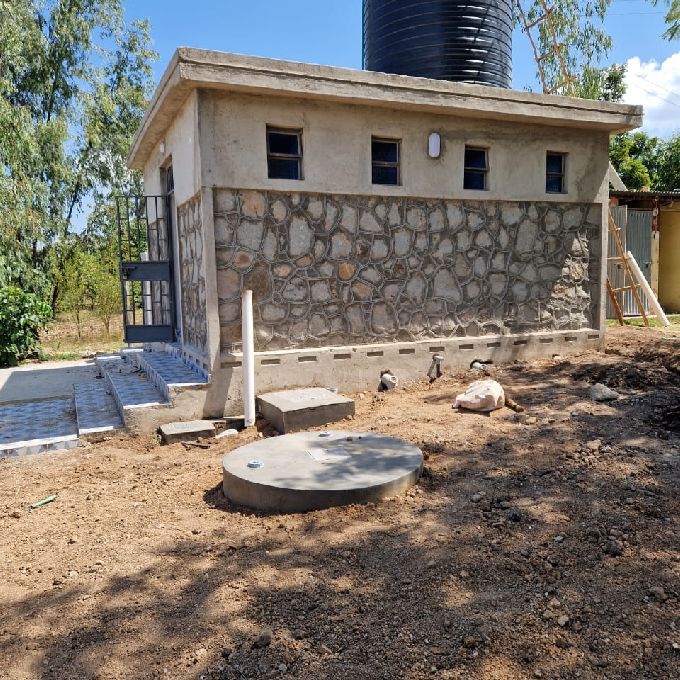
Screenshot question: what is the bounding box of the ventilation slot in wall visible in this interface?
[221,361,242,369]
[539,338,554,344]
[334,353,352,360]
[298,356,318,363]
[487,342,501,348]
[459,344,474,351]
[588,334,600,340]
[399,348,416,355]
[367,350,384,357]
[429,346,445,353]
[514,339,528,346]
[565,336,578,343]
[261,358,281,366]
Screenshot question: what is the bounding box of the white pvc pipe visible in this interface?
[627,251,670,327]
[242,290,256,427]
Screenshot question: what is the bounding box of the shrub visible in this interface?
[92,269,122,335]
[0,287,52,366]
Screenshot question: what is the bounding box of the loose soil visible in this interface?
[1,327,679,680]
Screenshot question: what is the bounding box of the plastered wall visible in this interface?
[198,91,611,205]
[143,91,201,204]
[659,208,680,313]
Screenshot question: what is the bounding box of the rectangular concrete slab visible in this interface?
[257,388,355,434]
[159,419,216,444]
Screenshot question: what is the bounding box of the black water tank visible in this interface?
[363,0,513,88]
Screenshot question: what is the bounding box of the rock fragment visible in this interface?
[604,539,624,557]
[590,383,620,402]
[252,628,273,649]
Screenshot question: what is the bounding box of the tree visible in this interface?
[652,0,680,39]
[577,64,626,102]
[0,0,156,307]
[92,270,122,335]
[55,246,94,339]
[656,135,680,190]
[610,132,680,191]
[517,1,614,94]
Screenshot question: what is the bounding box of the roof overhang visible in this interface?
[129,48,644,170]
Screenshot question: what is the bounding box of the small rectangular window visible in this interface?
[267,127,302,180]
[372,137,401,185]
[464,147,488,191]
[546,152,567,193]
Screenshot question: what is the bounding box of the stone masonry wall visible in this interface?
[177,193,208,356]
[213,189,602,351]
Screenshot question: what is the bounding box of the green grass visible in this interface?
[606,314,680,328]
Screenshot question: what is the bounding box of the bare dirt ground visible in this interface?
[1,326,679,680]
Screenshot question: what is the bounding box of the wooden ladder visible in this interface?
[606,210,649,327]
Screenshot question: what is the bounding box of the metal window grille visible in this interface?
[116,194,175,342]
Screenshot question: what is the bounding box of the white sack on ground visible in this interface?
[454,379,505,412]
[381,372,398,390]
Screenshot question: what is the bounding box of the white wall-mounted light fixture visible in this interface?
[159,141,165,155]
[428,132,441,158]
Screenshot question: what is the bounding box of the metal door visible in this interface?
[117,194,176,343]
[627,210,653,282]
[621,210,652,316]
[606,207,653,318]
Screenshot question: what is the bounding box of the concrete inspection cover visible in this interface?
[222,431,423,513]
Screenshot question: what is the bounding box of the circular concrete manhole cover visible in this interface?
[222,431,423,513]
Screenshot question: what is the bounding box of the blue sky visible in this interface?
[124,0,680,136]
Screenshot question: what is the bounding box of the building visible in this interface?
[610,191,680,314]
[124,48,641,416]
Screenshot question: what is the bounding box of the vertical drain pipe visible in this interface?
[242,290,256,427]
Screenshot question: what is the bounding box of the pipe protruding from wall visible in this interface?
[242,290,256,427]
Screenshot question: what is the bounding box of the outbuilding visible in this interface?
[124,48,641,414]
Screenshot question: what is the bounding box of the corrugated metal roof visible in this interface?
[611,190,680,199]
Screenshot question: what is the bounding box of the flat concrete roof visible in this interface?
[129,48,643,170]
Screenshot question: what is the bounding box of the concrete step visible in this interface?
[92,350,214,433]
[0,397,79,457]
[73,381,125,436]
[98,356,171,430]
[133,350,209,401]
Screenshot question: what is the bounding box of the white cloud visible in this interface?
[624,53,680,138]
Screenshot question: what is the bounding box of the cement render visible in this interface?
[212,328,602,417]
[257,388,355,433]
[159,419,216,444]
[221,430,423,512]
[130,49,641,171]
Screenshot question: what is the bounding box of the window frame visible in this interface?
[546,151,568,194]
[266,126,304,181]
[463,146,489,191]
[371,136,402,186]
